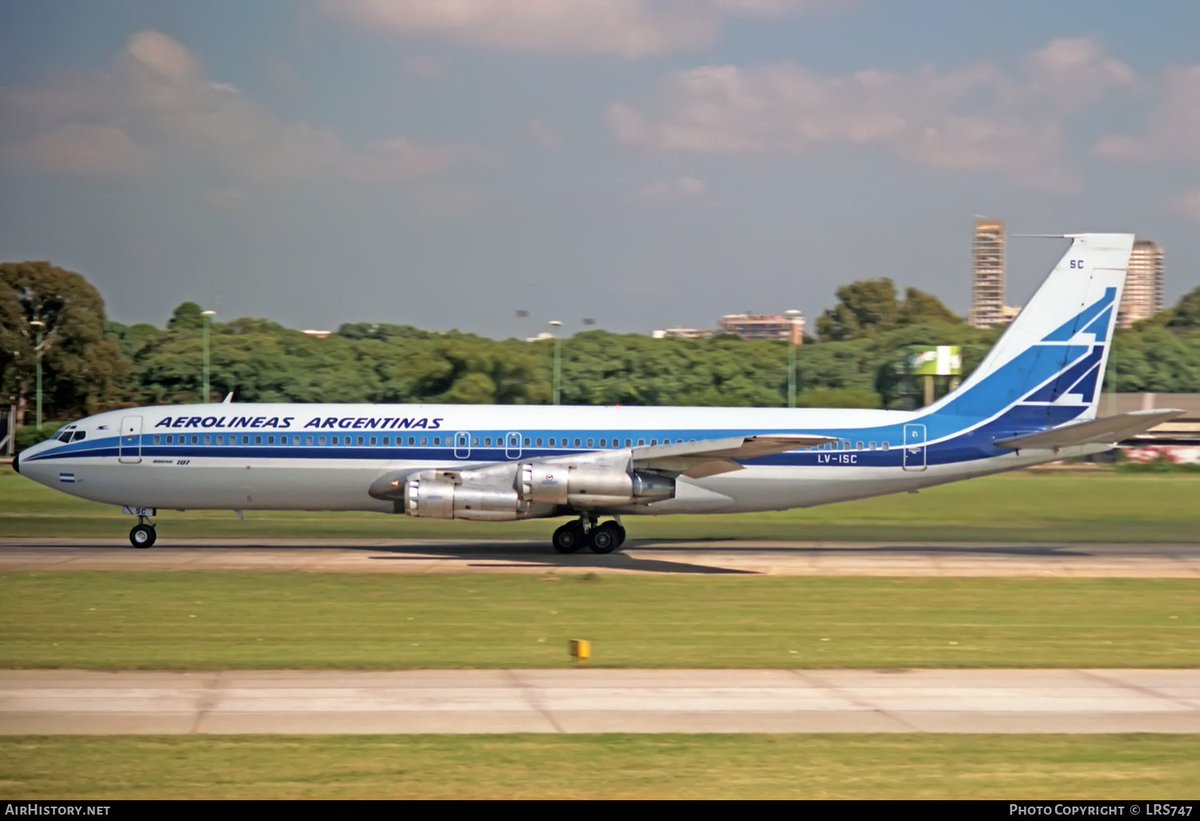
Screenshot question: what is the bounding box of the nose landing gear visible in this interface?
[129,516,157,548]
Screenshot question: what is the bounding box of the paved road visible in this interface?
[1,539,1199,577]
[2,668,1197,735]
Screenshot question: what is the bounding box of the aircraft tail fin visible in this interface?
[933,233,1134,426]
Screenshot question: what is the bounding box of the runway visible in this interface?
[1,538,1199,577]
[2,668,1197,735]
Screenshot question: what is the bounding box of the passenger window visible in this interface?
[153,435,161,445]
[267,436,275,445]
[638,439,645,446]
[421,437,428,446]
[856,441,863,450]
[869,442,876,450]
[357,436,364,446]
[882,442,890,451]
[587,438,594,447]
[574,438,581,447]
[651,439,658,445]
[626,439,632,447]
[549,438,556,447]
[190,435,198,444]
[304,436,312,446]
[536,438,543,446]
[433,436,440,446]
[369,436,377,446]
[600,438,606,447]
[319,436,327,445]
[524,437,531,447]
[473,437,480,446]
[484,437,492,446]
[204,435,212,445]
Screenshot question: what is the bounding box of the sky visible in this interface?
[2,0,1198,339]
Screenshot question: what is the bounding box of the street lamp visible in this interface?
[548,320,563,405]
[785,309,803,408]
[29,320,46,431]
[201,310,216,403]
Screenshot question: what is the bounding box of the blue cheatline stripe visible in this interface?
[23,402,1089,471]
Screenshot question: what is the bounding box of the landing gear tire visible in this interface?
[590,522,622,554]
[552,522,585,554]
[130,523,157,549]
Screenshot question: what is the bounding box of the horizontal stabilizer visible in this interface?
[994,409,1184,451]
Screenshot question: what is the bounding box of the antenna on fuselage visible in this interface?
[222,392,234,404]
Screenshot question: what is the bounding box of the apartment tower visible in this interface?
[1117,239,1164,329]
[969,218,1006,329]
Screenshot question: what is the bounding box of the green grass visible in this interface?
[1,735,1196,799]
[2,573,1196,669]
[4,467,1200,542]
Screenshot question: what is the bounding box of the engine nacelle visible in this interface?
[517,464,674,507]
[404,472,549,521]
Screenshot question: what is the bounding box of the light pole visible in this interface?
[201,309,216,402]
[29,320,46,431]
[548,320,563,405]
[785,309,802,408]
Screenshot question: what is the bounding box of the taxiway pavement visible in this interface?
[1,539,1198,577]
[2,668,1197,735]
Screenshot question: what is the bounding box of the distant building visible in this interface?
[970,218,1006,329]
[718,313,805,344]
[652,328,712,340]
[1118,239,1164,329]
[302,330,332,339]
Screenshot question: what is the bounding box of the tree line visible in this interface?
[3,261,1199,429]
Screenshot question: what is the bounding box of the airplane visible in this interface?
[13,232,1182,553]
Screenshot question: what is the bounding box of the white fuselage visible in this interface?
[16,402,1105,516]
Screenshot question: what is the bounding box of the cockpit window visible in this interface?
[71,431,86,442]
[58,433,72,443]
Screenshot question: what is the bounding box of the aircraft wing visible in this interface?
[631,433,837,479]
[993,409,1183,451]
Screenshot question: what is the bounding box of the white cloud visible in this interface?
[323,0,847,58]
[0,30,465,184]
[606,37,1134,184]
[527,119,564,150]
[639,175,709,199]
[9,123,148,177]
[1096,65,1200,164]
[1169,189,1200,223]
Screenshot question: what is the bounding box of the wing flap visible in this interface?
[994,409,1183,451]
[633,434,835,478]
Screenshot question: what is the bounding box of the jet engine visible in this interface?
[404,471,551,521]
[517,463,674,508]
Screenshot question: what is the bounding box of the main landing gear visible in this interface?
[129,516,157,549]
[551,515,626,555]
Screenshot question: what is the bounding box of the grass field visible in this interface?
[2,573,1195,669]
[4,467,1200,543]
[1,735,1196,799]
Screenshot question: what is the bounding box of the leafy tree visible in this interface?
[0,261,131,425]
[816,278,900,341]
[899,287,962,325]
[1167,285,1200,330]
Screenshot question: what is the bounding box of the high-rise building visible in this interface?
[1118,239,1164,329]
[970,219,1006,329]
